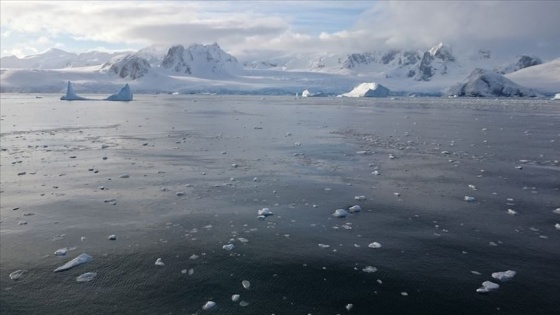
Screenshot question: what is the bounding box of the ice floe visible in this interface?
[464,196,476,202]
[76,272,97,282]
[54,253,92,272]
[155,258,165,266]
[242,280,251,289]
[476,281,500,293]
[232,294,240,302]
[348,205,362,213]
[223,244,235,251]
[368,242,382,249]
[491,270,516,281]
[346,304,354,311]
[332,209,349,218]
[553,208,560,214]
[555,223,560,230]
[54,248,68,256]
[202,301,216,310]
[507,209,517,215]
[258,208,273,216]
[108,234,117,240]
[9,270,26,280]
[354,195,366,201]
[362,266,378,273]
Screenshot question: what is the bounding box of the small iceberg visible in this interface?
[242,280,251,289]
[54,253,92,272]
[202,301,216,310]
[60,81,87,100]
[476,281,500,293]
[9,270,26,280]
[552,93,560,100]
[332,209,348,218]
[105,83,133,101]
[362,266,378,273]
[223,244,235,251]
[348,205,362,213]
[155,258,165,266]
[339,82,390,98]
[368,242,382,249]
[491,270,516,281]
[76,272,97,282]
[258,208,273,216]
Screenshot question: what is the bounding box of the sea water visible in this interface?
[1,94,559,314]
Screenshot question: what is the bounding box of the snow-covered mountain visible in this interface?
[161,43,242,77]
[0,42,557,96]
[0,48,127,69]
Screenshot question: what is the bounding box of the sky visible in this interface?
[1,1,560,61]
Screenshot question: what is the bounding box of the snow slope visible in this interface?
[505,58,560,94]
[445,69,541,97]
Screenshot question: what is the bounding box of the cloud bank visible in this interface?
[1,1,559,60]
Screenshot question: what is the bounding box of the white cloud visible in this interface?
[1,1,559,59]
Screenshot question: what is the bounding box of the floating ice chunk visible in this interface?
[507,209,517,215]
[232,294,240,302]
[468,185,477,191]
[155,258,165,266]
[239,301,249,307]
[491,270,516,281]
[318,244,330,248]
[54,253,92,272]
[119,174,130,178]
[188,269,194,275]
[176,192,185,196]
[237,237,248,243]
[348,205,362,213]
[242,280,251,289]
[362,266,378,273]
[54,248,68,256]
[464,196,476,202]
[223,244,235,251]
[401,292,408,296]
[76,272,97,282]
[9,270,25,280]
[108,234,117,240]
[389,154,396,159]
[346,304,353,311]
[189,254,199,260]
[356,150,371,155]
[202,301,216,310]
[368,242,382,249]
[354,195,366,201]
[372,170,380,176]
[471,271,482,275]
[332,209,348,218]
[476,281,499,293]
[555,223,560,230]
[258,208,273,216]
[553,208,560,214]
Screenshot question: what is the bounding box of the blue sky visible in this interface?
[1,1,559,60]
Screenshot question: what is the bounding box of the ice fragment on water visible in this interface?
[232,294,240,302]
[507,209,517,215]
[242,280,251,289]
[258,208,273,216]
[401,292,408,296]
[119,174,129,178]
[464,196,475,202]
[190,254,199,260]
[476,281,499,293]
[108,234,117,240]
[362,266,377,273]
[332,209,348,218]
[318,244,330,248]
[348,205,362,213]
[468,185,477,191]
[176,192,185,196]
[237,237,249,243]
[223,244,235,251]
[76,272,97,282]
[346,303,353,311]
[354,195,366,201]
[54,248,68,256]
[553,208,560,214]
[202,301,216,310]
[155,258,165,266]
[368,242,382,249]
[491,270,516,281]
[239,301,249,307]
[9,270,25,280]
[54,253,92,272]
[555,223,560,230]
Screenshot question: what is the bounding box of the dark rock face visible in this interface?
[161,45,191,74]
[415,52,434,81]
[104,55,151,80]
[495,55,542,74]
[342,53,375,69]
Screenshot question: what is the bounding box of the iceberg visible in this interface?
[301,89,326,97]
[60,81,87,100]
[54,253,92,272]
[105,83,133,101]
[491,270,516,281]
[552,93,560,100]
[339,82,390,98]
[476,281,499,293]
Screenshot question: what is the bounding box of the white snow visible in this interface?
[445,68,541,97]
[339,82,390,97]
[54,253,92,272]
[60,81,87,100]
[105,83,133,101]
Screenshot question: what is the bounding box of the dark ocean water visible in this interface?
[1,94,559,314]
